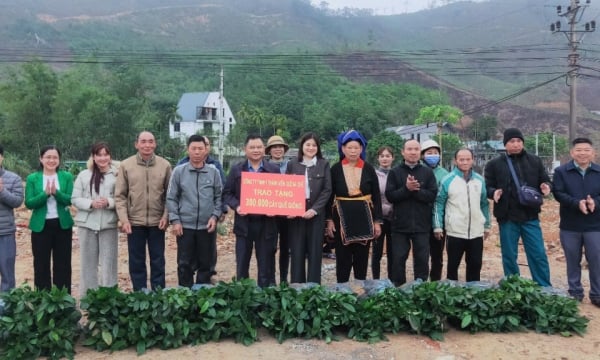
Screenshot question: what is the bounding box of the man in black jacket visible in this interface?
[386,139,438,286]
[484,128,552,287]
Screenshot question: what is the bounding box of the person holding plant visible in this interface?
[72,142,119,297]
[433,148,490,282]
[25,145,74,293]
[167,135,222,286]
[0,144,24,292]
[286,132,331,284]
[553,137,600,306]
[325,130,382,283]
[371,146,394,280]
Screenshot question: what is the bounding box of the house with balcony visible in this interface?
[169,92,236,142]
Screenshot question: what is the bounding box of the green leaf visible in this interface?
[296,320,305,334]
[461,314,472,328]
[102,330,113,346]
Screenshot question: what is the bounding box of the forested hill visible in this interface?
[2,0,600,112]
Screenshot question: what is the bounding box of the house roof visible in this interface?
[177,92,211,122]
[387,123,447,136]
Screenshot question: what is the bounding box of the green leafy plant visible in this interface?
[0,285,81,360]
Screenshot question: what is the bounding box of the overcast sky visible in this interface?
[311,0,489,15]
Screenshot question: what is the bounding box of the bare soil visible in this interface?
[12,201,600,360]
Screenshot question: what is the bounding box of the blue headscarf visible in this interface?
[337,129,367,160]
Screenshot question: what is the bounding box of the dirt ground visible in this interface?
[12,200,600,360]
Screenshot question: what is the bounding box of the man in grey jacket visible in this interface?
[0,145,24,292]
[167,135,222,286]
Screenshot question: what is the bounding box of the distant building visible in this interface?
[386,123,453,142]
[169,92,236,142]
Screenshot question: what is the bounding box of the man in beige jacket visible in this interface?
[115,131,172,291]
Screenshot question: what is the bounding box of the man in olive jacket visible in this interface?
[115,131,172,291]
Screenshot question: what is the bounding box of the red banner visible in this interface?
[239,172,306,216]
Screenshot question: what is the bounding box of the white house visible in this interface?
[169,92,236,142]
[386,123,450,142]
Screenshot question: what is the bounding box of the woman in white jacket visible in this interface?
[72,142,119,297]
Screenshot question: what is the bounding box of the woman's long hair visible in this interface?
[89,142,111,196]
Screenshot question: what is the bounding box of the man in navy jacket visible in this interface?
[223,134,279,287]
[553,137,600,306]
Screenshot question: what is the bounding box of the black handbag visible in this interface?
[505,155,543,208]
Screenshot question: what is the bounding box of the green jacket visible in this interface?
[25,170,74,232]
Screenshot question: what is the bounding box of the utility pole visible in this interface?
[218,66,224,164]
[551,0,595,142]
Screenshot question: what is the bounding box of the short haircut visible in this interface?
[0,144,3,156]
[244,134,263,146]
[572,137,592,147]
[454,147,474,159]
[187,134,206,147]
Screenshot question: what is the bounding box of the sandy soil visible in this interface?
[12,200,600,360]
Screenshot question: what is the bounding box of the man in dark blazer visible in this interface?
[223,134,280,287]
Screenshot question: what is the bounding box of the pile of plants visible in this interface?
[0,286,81,360]
[0,276,590,358]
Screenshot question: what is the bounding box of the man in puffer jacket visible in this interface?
[0,145,24,292]
[433,148,490,281]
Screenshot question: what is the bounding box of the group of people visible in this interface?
[0,127,598,308]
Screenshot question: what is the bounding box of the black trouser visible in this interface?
[446,235,483,282]
[288,214,325,284]
[276,217,290,283]
[371,219,392,279]
[31,219,72,294]
[390,232,430,286]
[177,228,215,286]
[334,240,370,283]
[235,216,276,287]
[429,230,446,281]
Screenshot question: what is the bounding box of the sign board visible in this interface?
[239,172,306,216]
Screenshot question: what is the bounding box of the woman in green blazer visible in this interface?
[25,145,74,293]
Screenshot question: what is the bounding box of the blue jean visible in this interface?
[0,234,16,292]
[499,219,551,287]
[560,230,600,302]
[127,226,165,291]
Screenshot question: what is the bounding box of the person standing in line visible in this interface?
[266,135,291,283]
[433,148,490,282]
[325,130,382,283]
[167,135,222,286]
[385,139,437,286]
[0,145,24,292]
[115,131,172,291]
[223,134,279,287]
[552,137,600,306]
[175,135,226,279]
[286,132,332,284]
[484,128,552,287]
[372,146,394,280]
[72,142,119,297]
[25,145,74,293]
[420,139,449,281]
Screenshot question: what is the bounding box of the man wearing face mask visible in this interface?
[420,139,449,281]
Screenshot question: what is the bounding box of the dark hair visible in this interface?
[0,144,3,156]
[244,134,263,146]
[187,134,206,147]
[572,137,593,147]
[454,147,474,159]
[377,146,394,157]
[297,132,323,162]
[90,142,111,196]
[39,145,62,170]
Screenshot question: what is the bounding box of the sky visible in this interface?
[311,0,489,15]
